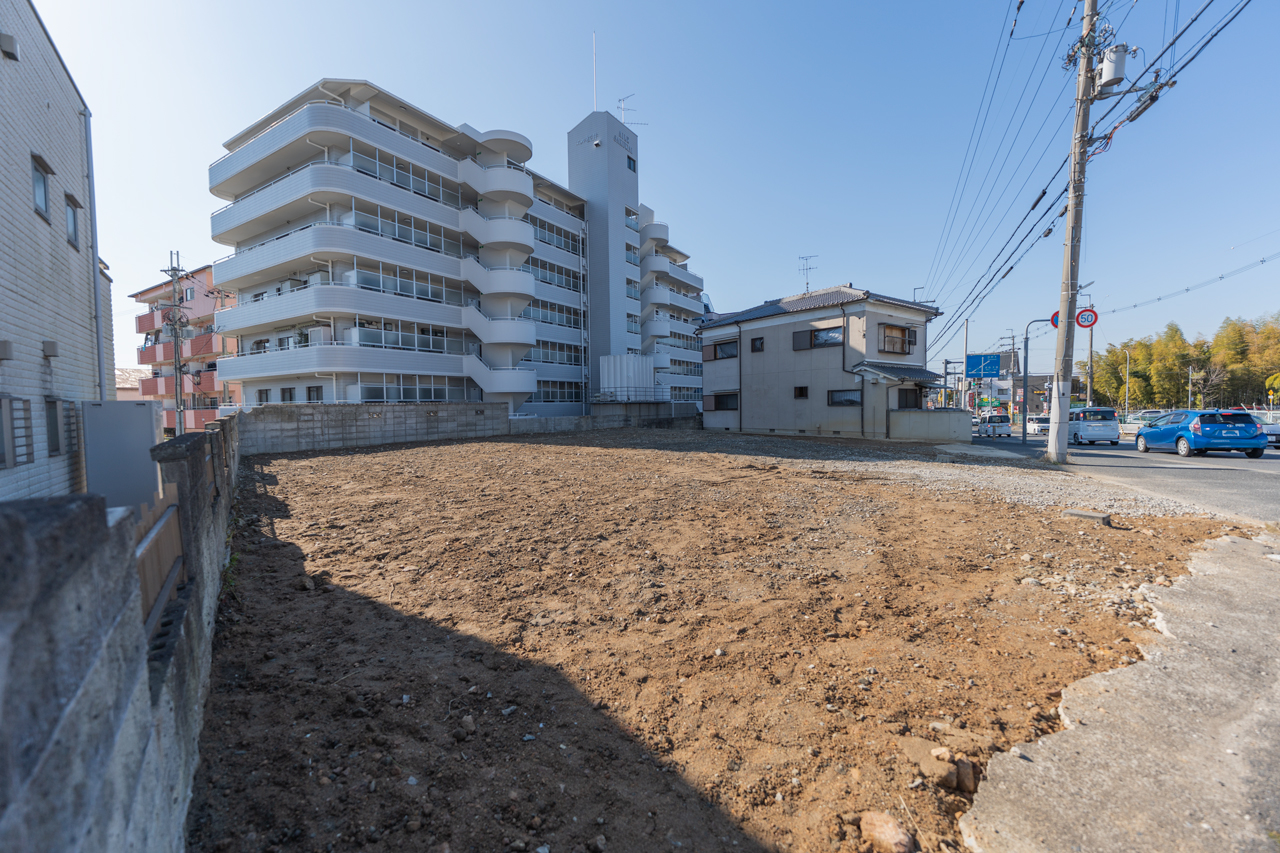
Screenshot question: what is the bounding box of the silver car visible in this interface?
[1026,415,1050,435]
[1068,407,1120,445]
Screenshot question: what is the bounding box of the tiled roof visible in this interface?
[851,361,944,384]
[700,285,941,331]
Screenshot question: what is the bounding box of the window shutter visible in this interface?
[702,344,715,361]
[792,330,811,351]
[907,328,917,347]
[702,395,715,411]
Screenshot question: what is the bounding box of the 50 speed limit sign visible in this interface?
[1076,308,1099,328]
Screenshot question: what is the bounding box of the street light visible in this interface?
[1022,317,1055,445]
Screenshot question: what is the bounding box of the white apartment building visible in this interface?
[0,0,112,501]
[210,80,705,415]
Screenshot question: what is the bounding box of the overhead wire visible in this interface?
[921,0,1019,299]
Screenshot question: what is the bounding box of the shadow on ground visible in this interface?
[186,483,772,853]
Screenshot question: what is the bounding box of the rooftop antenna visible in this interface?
[799,254,818,293]
[617,94,648,126]
[592,32,597,112]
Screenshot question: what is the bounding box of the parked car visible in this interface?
[1067,407,1120,445]
[971,415,980,427]
[1251,414,1280,448]
[1135,410,1268,458]
[978,413,1012,437]
[1026,415,1050,435]
[1133,409,1164,423]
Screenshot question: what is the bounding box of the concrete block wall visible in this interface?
[0,418,238,853]
[236,402,700,455]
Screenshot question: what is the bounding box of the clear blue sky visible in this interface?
[35,0,1279,376]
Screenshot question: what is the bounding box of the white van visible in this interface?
[978,413,1012,437]
[1068,408,1120,445]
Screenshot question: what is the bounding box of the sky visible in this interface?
[33,0,1280,378]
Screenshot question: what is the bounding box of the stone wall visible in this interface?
[0,416,239,852]
[236,402,699,456]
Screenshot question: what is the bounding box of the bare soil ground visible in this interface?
[186,430,1239,853]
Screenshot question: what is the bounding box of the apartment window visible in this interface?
[522,299,583,329]
[627,156,636,172]
[880,324,917,354]
[794,386,808,400]
[625,244,640,266]
[280,387,296,403]
[256,389,271,404]
[521,256,582,292]
[751,337,764,353]
[523,214,582,255]
[828,389,863,406]
[1,397,34,468]
[712,393,739,411]
[524,340,583,365]
[277,336,292,350]
[898,388,922,409]
[65,197,79,248]
[32,157,51,219]
[183,286,196,303]
[625,279,641,300]
[626,313,641,334]
[533,381,584,403]
[793,327,843,350]
[713,340,738,360]
[306,385,323,402]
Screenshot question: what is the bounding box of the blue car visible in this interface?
[1135,409,1268,458]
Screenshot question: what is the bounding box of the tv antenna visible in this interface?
[617,94,647,126]
[799,255,818,293]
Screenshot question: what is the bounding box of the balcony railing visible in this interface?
[351,210,463,257]
[212,158,463,218]
[625,250,640,266]
[213,218,461,265]
[625,218,640,232]
[228,337,465,359]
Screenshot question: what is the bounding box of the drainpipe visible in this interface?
[304,137,329,161]
[735,321,743,433]
[82,107,106,400]
[309,256,333,282]
[315,373,337,403]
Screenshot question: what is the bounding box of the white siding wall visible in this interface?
[0,0,112,501]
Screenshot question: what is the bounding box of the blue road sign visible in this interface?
[966,353,1002,379]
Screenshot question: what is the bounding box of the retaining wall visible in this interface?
[0,417,239,852]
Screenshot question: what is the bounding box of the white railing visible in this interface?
[213,215,463,266]
[224,337,465,359]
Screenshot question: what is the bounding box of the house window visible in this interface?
[65,198,78,248]
[794,386,808,399]
[307,385,324,402]
[280,387,296,403]
[713,393,739,411]
[714,340,738,359]
[751,337,764,353]
[880,324,917,354]
[250,339,268,353]
[828,389,862,406]
[627,156,636,172]
[32,157,51,219]
[277,336,292,350]
[256,389,271,404]
[793,327,843,350]
[183,286,196,303]
[45,400,63,455]
[898,388,922,409]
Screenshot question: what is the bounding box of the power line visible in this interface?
[922,0,1019,298]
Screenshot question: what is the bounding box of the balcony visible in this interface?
[460,208,535,254]
[641,317,671,342]
[138,333,234,365]
[640,220,668,247]
[136,309,165,335]
[215,280,461,336]
[216,341,462,382]
[213,222,463,292]
[461,256,537,299]
[668,289,705,315]
[140,374,197,396]
[463,304,537,348]
[463,354,537,395]
[641,286,672,313]
[666,262,703,291]
[163,408,221,431]
[457,159,533,207]
[640,253,670,280]
[211,102,462,200]
[138,341,174,365]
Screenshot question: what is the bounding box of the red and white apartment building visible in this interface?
[131,265,239,432]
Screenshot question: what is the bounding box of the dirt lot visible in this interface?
[186,430,1238,853]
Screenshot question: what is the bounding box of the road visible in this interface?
[978,432,1280,525]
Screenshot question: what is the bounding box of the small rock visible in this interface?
[522,734,536,742]
[956,758,977,793]
[368,780,376,793]
[461,715,477,734]
[930,747,954,762]
[588,835,607,852]
[859,810,914,853]
[297,575,315,591]
[502,706,518,716]
[1020,577,1042,586]
[1021,554,1033,562]
[714,648,724,657]
[406,820,421,832]
[407,776,418,786]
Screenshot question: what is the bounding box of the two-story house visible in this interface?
[699,285,968,441]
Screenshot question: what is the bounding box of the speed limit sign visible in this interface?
[1076,308,1099,328]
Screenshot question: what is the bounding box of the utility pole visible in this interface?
[963,319,969,411]
[161,251,190,436]
[1047,0,1098,463]
[1122,348,1131,419]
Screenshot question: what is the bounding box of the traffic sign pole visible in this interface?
[1023,319,1055,445]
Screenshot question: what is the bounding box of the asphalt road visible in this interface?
[979,431,1280,525]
